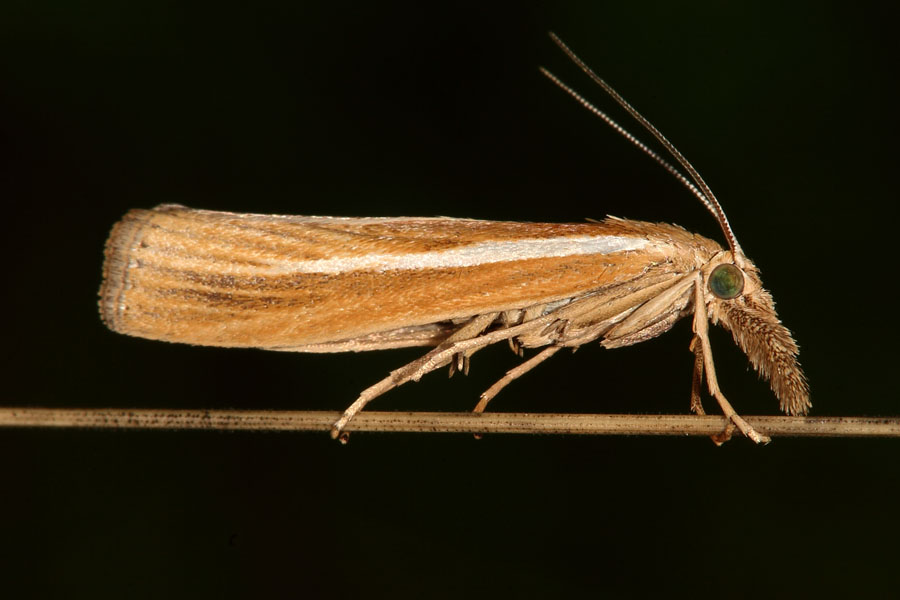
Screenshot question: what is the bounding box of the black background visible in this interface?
[3,1,899,597]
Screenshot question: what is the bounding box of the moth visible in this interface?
[98,34,809,443]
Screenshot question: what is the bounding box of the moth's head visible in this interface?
[702,252,810,416]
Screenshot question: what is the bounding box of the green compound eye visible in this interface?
[709,264,744,299]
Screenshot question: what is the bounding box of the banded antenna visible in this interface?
[541,32,744,259]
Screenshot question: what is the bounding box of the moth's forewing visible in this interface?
[100,205,714,350]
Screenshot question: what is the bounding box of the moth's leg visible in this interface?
[501,310,526,357]
[712,421,737,445]
[403,316,565,388]
[556,324,608,348]
[449,343,493,377]
[448,314,502,377]
[331,312,499,438]
[447,352,469,378]
[332,296,615,437]
[688,336,706,416]
[691,277,770,445]
[447,350,469,377]
[474,346,562,413]
[689,334,737,442]
[476,315,614,412]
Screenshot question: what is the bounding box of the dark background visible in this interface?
[2,1,898,597]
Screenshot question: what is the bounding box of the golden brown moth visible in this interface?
[98,34,808,443]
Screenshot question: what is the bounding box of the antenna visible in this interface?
[542,32,744,258]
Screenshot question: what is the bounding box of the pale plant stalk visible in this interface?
[1,408,897,439]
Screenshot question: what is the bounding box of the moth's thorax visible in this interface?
[599,216,723,270]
